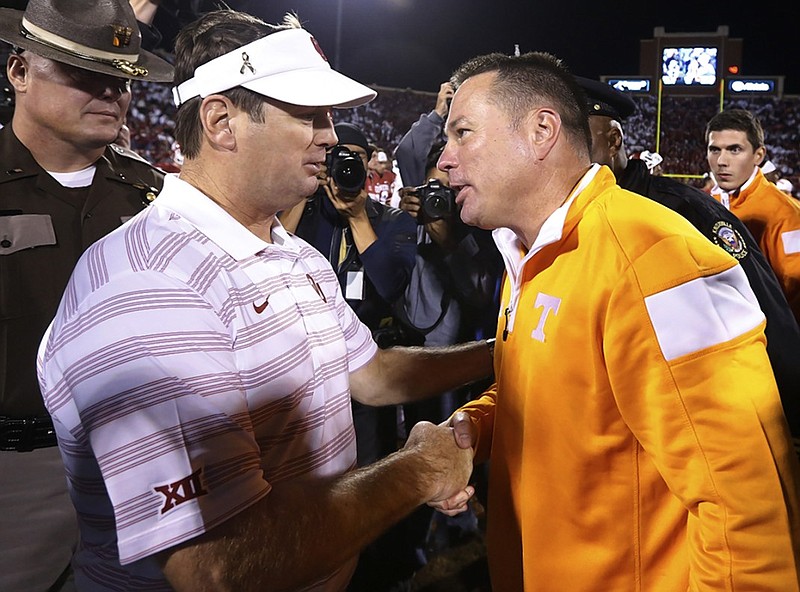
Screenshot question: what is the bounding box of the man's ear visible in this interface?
[526,108,560,161]
[199,95,237,151]
[608,122,624,158]
[6,54,30,93]
[754,145,767,167]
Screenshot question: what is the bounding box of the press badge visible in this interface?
[345,270,365,300]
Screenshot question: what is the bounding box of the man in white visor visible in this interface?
[37,9,494,592]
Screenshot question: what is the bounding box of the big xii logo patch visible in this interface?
[154,468,209,514]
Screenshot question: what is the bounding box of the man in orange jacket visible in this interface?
[434,52,800,591]
[706,108,800,324]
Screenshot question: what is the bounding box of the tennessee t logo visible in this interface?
[531,292,561,342]
[154,468,208,514]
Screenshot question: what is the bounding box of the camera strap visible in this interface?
[393,295,449,337]
[392,269,451,337]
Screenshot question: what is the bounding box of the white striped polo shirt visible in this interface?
[38,174,377,591]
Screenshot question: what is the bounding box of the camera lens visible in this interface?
[428,195,446,210]
[417,180,456,223]
[327,146,366,194]
[332,159,366,194]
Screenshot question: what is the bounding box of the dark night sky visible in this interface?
[231,0,799,96]
[0,0,795,95]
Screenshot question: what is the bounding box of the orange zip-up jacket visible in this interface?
[461,166,800,591]
[712,168,800,324]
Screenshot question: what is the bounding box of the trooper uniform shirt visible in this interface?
[460,165,800,591]
[0,125,164,419]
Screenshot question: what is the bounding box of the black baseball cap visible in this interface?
[334,122,373,158]
[574,76,636,121]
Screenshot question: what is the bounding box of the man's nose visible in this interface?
[317,119,337,149]
[98,78,128,101]
[438,142,455,172]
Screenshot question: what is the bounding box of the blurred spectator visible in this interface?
[132,0,216,53]
[127,81,180,170]
[632,149,664,175]
[365,143,397,206]
[777,178,795,196]
[699,172,715,194]
[762,159,781,183]
[116,64,800,211]
[114,123,132,149]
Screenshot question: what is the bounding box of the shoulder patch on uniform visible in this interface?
[711,220,748,260]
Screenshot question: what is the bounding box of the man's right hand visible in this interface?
[398,187,421,219]
[426,411,477,516]
[434,82,455,119]
[403,420,474,515]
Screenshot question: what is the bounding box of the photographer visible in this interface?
[393,144,503,578]
[395,81,453,187]
[394,84,503,396]
[398,144,502,423]
[281,122,417,463]
[281,122,418,590]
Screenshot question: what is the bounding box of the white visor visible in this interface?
[172,28,376,109]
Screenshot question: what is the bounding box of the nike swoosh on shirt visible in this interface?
[253,298,269,314]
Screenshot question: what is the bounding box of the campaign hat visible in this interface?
[0,0,173,82]
[574,76,636,121]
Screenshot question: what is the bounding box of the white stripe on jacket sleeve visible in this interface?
[644,265,764,362]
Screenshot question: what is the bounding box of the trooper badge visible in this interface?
[712,220,748,260]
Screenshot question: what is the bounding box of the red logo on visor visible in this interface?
[310,36,329,62]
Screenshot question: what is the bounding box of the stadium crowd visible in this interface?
[3,37,797,193]
[127,81,800,196]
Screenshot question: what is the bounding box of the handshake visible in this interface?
[401,412,477,516]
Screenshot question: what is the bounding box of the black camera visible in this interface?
[415,179,456,223]
[326,145,366,194]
